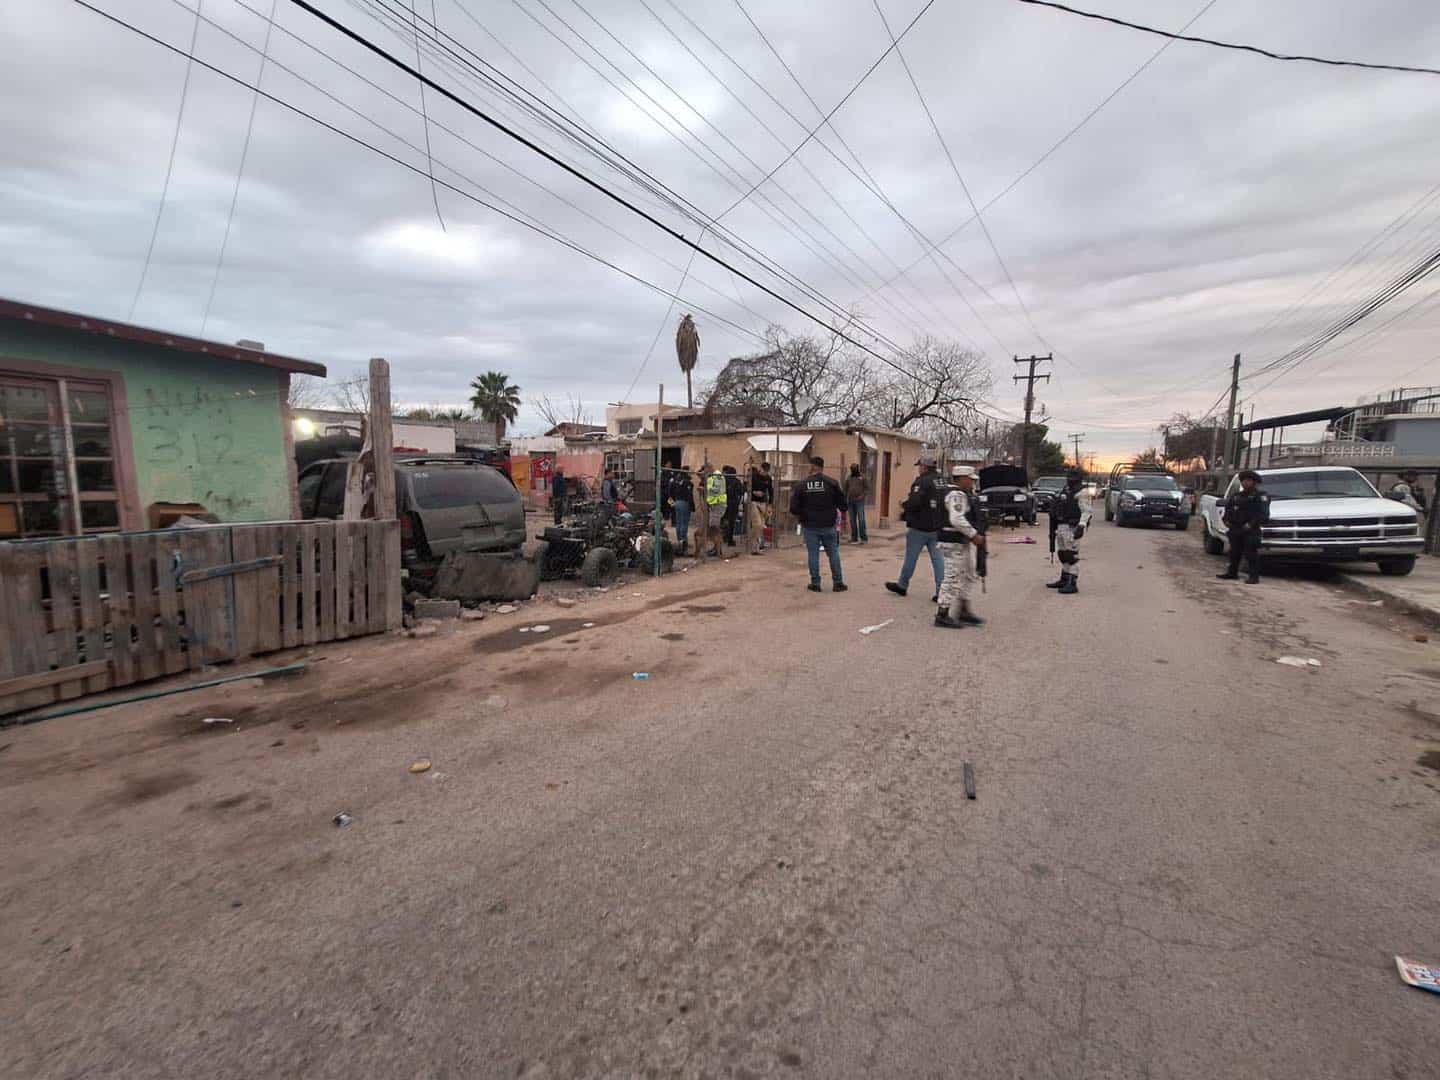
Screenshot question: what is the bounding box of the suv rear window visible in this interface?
[1124,475,1177,490]
[408,467,515,509]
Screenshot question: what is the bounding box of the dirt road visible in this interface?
[3,522,1438,1078]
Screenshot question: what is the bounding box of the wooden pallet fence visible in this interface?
[0,520,400,717]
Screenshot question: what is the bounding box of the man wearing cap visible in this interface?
[1217,470,1269,584]
[886,454,947,602]
[936,465,986,628]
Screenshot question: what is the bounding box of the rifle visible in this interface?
[1048,528,1055,564]
[975,537,988,593]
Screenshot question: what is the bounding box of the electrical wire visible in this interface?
[71,0,770,348]
[1012,0,1440,78]
[78,0,983,417]
[361,0,931,359]
[176,0,778,334]
[128,0,202,320]
[408,0,448,231]
[200,0,278,336]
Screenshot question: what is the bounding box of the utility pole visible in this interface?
[1068,433,1086,470]
[1222,353,1241,471]
[1013,354,1051,478]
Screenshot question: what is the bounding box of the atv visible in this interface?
[536,501,674,585]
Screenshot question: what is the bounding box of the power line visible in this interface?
[1012,0,1440,78]
[717,0,939,217]
[72,0,769,348]
[200,0,278,335]
[407,0,447,231]
[128,0,201,320]
[724,0,1012,354]
[725,0,1021,357]
[182,0,777,334]
[864,0,1218,301]
[384,0,924,356]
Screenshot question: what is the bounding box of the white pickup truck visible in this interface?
[1198,466,1423,576]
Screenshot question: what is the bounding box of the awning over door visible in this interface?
[747,433,813,453]
[858,432,879,450]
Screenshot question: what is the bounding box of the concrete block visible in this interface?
[413,598,461,620]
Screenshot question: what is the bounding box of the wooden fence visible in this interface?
[0,520,401,717]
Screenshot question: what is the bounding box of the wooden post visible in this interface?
[369,357,395,520]
[654,384,664,576]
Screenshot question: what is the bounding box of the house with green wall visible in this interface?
[0,297,326,539]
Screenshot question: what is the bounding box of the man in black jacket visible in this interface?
[1218,470,1270,583]
[886,454,947,601]
[789,456,848,592]
[721,465,744,547]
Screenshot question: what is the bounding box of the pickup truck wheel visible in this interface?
[1175,515,1190,531]
[1377,556,1417,577]
[1203,532,1225,556]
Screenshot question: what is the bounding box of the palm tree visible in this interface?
[675,313,699,409]
[469,371,521,441]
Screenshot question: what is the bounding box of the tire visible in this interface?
[1104,501,1114,522]
[580,547,620,586]
[1175,515,1190,531]
[1377,556,1417,576]
[1203,531,1225,556]
[636,537,675,576]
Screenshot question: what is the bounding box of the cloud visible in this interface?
[2,0,1439,448]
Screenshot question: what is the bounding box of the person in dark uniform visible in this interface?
[721,465,743,547]
[789,456,848,592]
[1217,470,1270,584]
[1046,470,1086,594]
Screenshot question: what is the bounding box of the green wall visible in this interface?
[0,320,294,522]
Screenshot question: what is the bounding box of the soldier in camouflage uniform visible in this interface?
[936,465,986,629]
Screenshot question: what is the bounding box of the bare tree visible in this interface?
[287,373,328,410]
[401,405,473,421]
[530,393,593,430]
[862,336,991,434]
[704,324,866,426]
[330,374,370,415]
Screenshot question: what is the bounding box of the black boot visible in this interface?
[1246,573,1260,584]
[934,606,963,629]
[1058,574,1078,595]
[1216,570,1239,580]
[958,601,985,625]
[1046,574,1066,588]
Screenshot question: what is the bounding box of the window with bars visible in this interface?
[0,376,123,539]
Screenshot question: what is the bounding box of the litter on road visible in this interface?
[202,717,234,725]
[531,625,551,633]
[582,622,595,628]
[632,672,650,680]
[1003,537,1037,544]
[963,762,977,800]
[1276,656,1323,668]
[1395,956,1440,994]
[333,812,353,828]
[408,760,432,774]
[494,605,517,614]
[858,619,894,636]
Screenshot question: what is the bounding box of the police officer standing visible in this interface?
[1046,470,1086,595]
[936,465,986,628]
[1217,469,1270,584]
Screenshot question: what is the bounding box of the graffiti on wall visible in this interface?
[139,385,281,516]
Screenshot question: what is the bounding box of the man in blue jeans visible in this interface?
[789,456,848,592]
[886,454,947,601]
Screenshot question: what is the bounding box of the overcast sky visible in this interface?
[4,0,1439,459]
